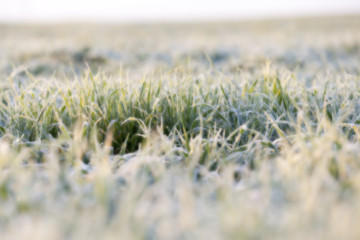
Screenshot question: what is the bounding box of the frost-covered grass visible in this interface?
[0,16,360,239]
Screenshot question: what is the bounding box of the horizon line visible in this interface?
[1,10,359,25]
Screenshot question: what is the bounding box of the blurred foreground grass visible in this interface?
[0,16,360,239]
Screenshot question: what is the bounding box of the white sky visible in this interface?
[1,0,360,23]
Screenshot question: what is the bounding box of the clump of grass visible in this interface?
[1,64,360,239]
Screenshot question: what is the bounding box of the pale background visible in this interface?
[1,0,360,23]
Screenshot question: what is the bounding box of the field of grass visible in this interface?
[1,16,360,239]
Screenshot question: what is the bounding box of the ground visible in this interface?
[0,16,360,239]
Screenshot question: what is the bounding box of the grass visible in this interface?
[0,16,360,239]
